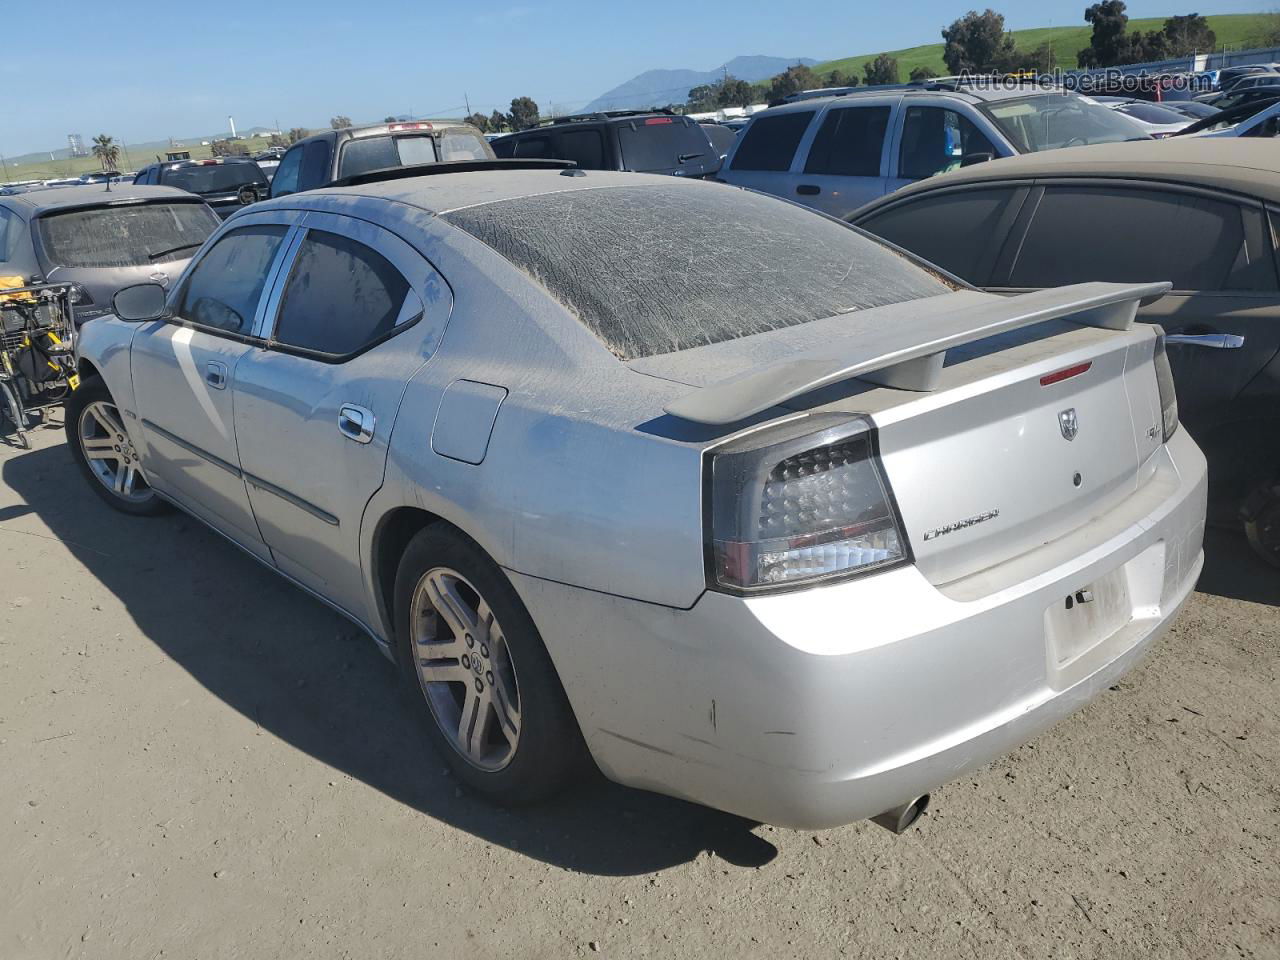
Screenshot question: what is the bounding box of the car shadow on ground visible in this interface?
[1196,525,1280,607]
[3,440,778,876]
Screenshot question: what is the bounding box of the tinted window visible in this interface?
[616,118,714,174]
[858,188,1018,282]
[160,162,267,196]
[178,225,287,334]
[899,107,996,180]
[1116,101,1189,125]
[512,136,551,159]
[299,139,332,190]
[804,106,890,177]
[730,111,815,172]
[0,208,16,262]
[1009,187,1244,291]
[490,136,516,159]
[273,230,413,356]
[338,135,437,179]
[37,203,221,268]
[438,130,491,161]
[443,184,950,359]
[555,129,605,169]
[271,146,303,196]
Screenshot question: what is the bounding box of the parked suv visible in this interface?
[0,184,220,324]
[491,111,720,177]
[133,157,269,219]
[849,138,1280,565]
[270,121,494,198]
[719,85,1147,217]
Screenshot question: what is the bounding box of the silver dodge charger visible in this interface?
[68,165,1207,831]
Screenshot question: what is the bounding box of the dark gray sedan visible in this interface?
[0,185,221,324]
[850,138,1280,565]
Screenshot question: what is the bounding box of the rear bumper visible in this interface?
[511,429,1208,829]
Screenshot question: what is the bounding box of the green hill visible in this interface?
[813,12,1275,79]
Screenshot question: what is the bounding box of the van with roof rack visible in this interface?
[719,85,1148,218]
[270,121,494,198]
[490,110,721,178]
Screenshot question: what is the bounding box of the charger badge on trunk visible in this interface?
[1058,407,1079,442]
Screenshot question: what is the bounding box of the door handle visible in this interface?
[796,184,821,196]
[1164,333,1246,349]
[338,403,375,444]
[205,360,227,389]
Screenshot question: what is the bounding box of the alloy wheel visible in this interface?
[78,400,153,503]
[410,566,522,771]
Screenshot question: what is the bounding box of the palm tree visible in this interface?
[91,134,120,173]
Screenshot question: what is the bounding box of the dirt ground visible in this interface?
[1,417,1277,960]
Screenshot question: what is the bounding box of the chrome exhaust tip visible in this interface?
[870,794,930,834]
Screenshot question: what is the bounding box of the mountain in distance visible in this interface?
[582,55,816,112]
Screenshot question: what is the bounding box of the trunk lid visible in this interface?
[639,282,1170,586]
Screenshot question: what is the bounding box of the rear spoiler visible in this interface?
[663,281,1170,426]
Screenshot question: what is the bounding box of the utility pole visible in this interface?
[464,92,472,116]
[0,153,9,184]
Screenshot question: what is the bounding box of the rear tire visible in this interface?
[1241,479,1280,569]
[393,525,587,804]
[65,376,167,516]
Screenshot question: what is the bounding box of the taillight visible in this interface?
[644,117,674,125]
[1152,333,1179,441]
[706,415,909,594]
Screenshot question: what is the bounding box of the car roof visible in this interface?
[855,138,1280,211]
[764,84,1075,116]
[254,168,701,217]
[1,183,200,214]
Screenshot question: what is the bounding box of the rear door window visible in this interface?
[37,202,222,268]
[1008,186,1248,292]
[177,224,288,335]
[730,112,815,171]
[271,230,416,357]
[555,129,606,169]
[898,107,996,180]
[804,106,890,177]
[857,187,1021,283]
[0,208,17,262]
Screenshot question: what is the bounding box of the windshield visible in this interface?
[37,202,220,268]
[161,162,267,196]
[442,183,950,359]
[338,135,438,178]
[617,118,718,175]
[984,94,1148,152]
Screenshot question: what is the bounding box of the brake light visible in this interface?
[644,117,674,125]
[1152,333,1179,441]
[1039,361,1092,386]
[201,160,218,165]
[389,122,432,131]
[706,414,908,594]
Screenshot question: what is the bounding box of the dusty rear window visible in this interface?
[442,184,950,358]
[37,202,221,268]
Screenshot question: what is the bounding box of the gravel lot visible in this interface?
[1,418,1277,960]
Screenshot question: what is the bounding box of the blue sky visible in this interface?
[0,0,1260,157]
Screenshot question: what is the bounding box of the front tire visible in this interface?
[393,525,586,804]
[65,376,167,516]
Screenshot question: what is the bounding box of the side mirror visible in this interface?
[113,283,168,322]
[961,152,995,168]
